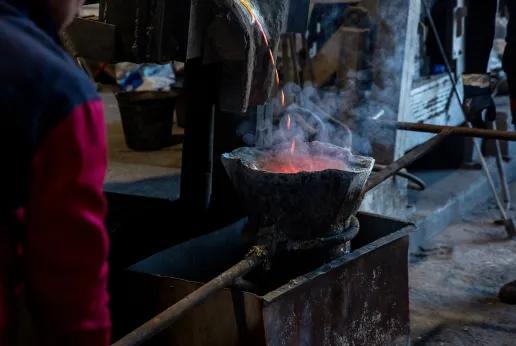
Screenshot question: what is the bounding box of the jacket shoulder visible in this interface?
[0,14,98,144]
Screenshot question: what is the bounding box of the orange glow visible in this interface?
[259,153,347,174]
[275,69,280,85]
[240,1,271,49]
[239,0,256,22]
[239,0,283,94]
[268,50,275,66]
[280,90,286,107]
[287,114,292,130]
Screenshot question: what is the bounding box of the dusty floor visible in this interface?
[410,183,516,345]
[101,90,183,200]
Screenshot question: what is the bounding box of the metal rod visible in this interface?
[491,122,512,211]
[365,130,453,193]
[112,248,267,346]
[391,121,516,142]
[422,0,515,235]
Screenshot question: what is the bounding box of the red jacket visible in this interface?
[0,1,110,345]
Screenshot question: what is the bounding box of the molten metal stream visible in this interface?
[238,0,294,153]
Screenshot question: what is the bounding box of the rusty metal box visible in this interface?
[111,212,412,345]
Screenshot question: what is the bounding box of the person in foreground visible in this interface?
[0,0,111,344]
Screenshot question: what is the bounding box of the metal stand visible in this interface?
[112,247,268,346]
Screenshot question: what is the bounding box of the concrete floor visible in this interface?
[101,90,183,200]
[410,182,516,345]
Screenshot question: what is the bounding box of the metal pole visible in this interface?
[491,122,512,211]
[391,121,516,141]
[112,248,267,346]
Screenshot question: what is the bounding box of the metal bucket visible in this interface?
[116,91,175,151]
[221,142,375,242]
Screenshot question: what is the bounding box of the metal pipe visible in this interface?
[491,122,512,211]
[112,247,268,346]
[391,121,516,142]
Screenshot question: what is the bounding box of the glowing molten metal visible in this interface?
[259,153,347,174]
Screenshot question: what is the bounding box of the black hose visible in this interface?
[374,164,427,191]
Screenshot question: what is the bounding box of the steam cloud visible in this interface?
[238,0,409,160]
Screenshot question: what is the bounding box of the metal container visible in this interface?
[116,91,175,151]
[221,143,375,243]
[111,212,412,346]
